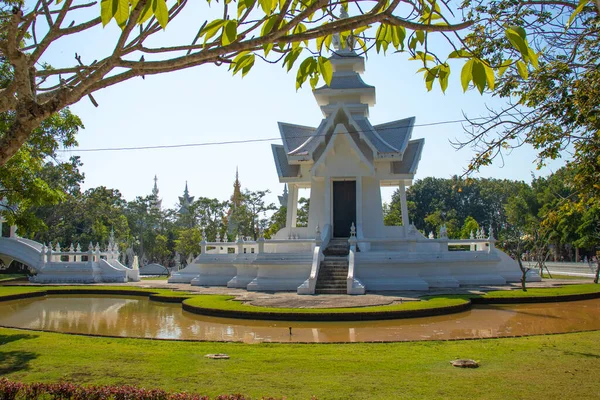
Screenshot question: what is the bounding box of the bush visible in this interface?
[0,379,295,400]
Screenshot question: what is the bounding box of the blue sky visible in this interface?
[41,2,566,210]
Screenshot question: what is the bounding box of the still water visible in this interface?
[0,295,599,343]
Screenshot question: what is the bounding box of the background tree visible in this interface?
[456,1,599,215]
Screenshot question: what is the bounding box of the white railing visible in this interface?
[347,236,357,293]
[201,236,317,256]
[357,236,496,253]
[298,224,331,295]
[39,242,121,265]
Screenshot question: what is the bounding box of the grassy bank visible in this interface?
[0,327,599,399]
[480,283,600,299]
[0,274,28,282]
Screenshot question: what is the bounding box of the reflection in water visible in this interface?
[0,295,599,343]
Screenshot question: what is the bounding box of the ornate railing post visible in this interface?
[40,243,47,266]
[88,242,94,263]
[438,224,449,252]
[200,228,207,254]
[407,224,417,252]
[236,235,244,255]
[488,225,495,253]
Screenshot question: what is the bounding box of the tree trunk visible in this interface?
[594,259,599,284]
[517,255,527,291]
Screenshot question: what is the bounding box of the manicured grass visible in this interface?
[1,327,599,399]
[183,295,468,314]
[0,274,28,282]
[542,272,592,280]
[481,283,600,299]
[0,286,47,296]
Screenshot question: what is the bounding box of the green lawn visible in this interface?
[542,272,592,280]
[480,283,600,299]
[0,327,599,399]
[0,274,28,282]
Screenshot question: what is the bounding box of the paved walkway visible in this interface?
[1,276,593,308]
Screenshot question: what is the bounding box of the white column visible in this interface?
[9,225,17,238]
[286,184,298,228]
[399,184,409,227]
[355,177,363,239]
[324,177,332,227]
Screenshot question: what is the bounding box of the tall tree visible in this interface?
[1,0,543,166]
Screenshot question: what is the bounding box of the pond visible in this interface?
[0,295,599,343]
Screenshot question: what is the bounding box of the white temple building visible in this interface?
[168,46,539,294]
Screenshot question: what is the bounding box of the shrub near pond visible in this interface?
[0,379,294,400]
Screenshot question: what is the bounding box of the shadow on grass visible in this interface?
[0,350,38,374]
[0,333,39,346]
[559,350,600,359]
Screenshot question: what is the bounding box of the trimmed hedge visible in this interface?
[0,378,292,400]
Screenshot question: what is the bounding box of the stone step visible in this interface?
[316,282,347,288]
[319,270,348,274]
[319,270,348,275]
[320,266,348,271]
[317,291,346,295]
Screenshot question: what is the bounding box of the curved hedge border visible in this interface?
[181,296,472,321]
[0,286,193,304]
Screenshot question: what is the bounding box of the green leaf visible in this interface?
[284,48,303,72]
[309,74,319,89]
[238,0,256,18]
[438,64,450,93]
[296,57,316,90]
[259,0,276,14]
[263,43,274,56]
[505,28,529,59]
[527,48,539,69]
[415,30,425,44]
[516,60,529,79]
[293,23,307,47]
[448,49,470,59]
[483,62,495,91]
[356,37,368,54]
[137,0,154,25]
[353,25,369,36]
[261,15,278,37]
[498,59,512,76]
[567,0,589,28]
[472,60,486,94]
[153,0,169,30]
[425,67,437,92]
[375,25,390,53]
[100,0,117,27]
[201,19,225,44]
[461,59,474,92]
[394,26,406,51]
[318,57,333,86]
[222,20,238,46]
[114,0,129,27]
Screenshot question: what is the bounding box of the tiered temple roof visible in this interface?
[272,51,424,182]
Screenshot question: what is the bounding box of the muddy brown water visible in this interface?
[0,295,599,343]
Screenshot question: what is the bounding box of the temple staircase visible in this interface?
[315,238,349,294]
